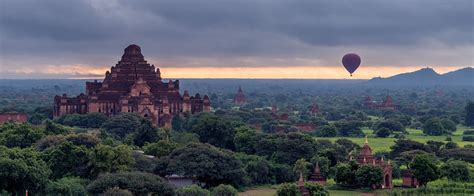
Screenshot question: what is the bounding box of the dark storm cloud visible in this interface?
[0,0,472,73]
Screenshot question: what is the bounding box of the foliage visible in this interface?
[88,144,135,178]
[102,113,143,139]
[103,187,133,196]
[156,142,245,188]
[440,159,470,182]
[56,113,108,128]
[143,140,178,158]
[462,135,474,141]
[86,172,174,195]
[0,123,44,148]
[304,181,329,196]
[465,102,474,126]
[355,165,383,189]
[43,141,90,179]
[334,120,364,137]
[293,158,311,177]
[0,146,51,194]
[439,148,474,163]
[334,161,358,187]
[191,114,236,150]
[44,120,70,135]
[410,154,440,186]
[373,119,405,133]
[315,125,337,137]
[133,119,159,147]
[210,184,238,196]
[276,183,298,196]
[423,118,448,136]
[395,149,429,168]
[375,127,391,138]
[45,177,87,196]
[175,185,210,196]
[390,139,429,158]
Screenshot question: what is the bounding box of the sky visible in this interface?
[0,0,472,79]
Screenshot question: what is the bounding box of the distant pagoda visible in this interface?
[234,86,246,105]
[54,44,210,127]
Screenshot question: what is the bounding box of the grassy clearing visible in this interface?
[238,188,275,196]
[315,126,472,152]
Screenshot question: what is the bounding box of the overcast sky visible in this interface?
[0,0,472,79]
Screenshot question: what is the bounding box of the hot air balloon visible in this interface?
[342,53,361,76]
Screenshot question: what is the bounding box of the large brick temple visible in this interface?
[54,44,210,127]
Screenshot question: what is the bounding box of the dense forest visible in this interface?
[1,79,473,195]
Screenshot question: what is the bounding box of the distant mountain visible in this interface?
[368,67,473,86]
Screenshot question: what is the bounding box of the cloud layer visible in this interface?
[0,0,472,78]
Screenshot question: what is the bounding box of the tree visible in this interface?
[102,113,143,139]
[293,158,311,177]
[355,165,383,189]
[276,183,298,196]
[43,141,90,179]
[88,144,135,178]
[409,154,439,186]
[143,140,178,158]
[175,185,210,196]
[315,125,337,137]
[423,118,447,136]
[334,161,358,186]
[211,184,238,196]
[82,113,108,128]
[191,114,235,150]
[373,120,405,133]
[233,126,259,154]
[440,160,470,182]
[390,139,429,158]
[133,119,159,147]
[44,120,70,135]
[0,146,51,194]
[86,172,174,195]
[395,150,429,168]
[375,127,391,138]
[465,102,474,126]
[236,154,274,185]
[441,119,457,133]
[304,182,329,196]
[156,143,245,188]
[334,120,364,137]
[0,123,44,148]
[46,177,87,195]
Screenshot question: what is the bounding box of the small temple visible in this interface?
[53,44,210,127]
[309,162,327,185]
[0,112,27,124]
[234,86,246,105]
[353,136,393,189]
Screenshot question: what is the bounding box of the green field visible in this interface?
[315,126,472,152]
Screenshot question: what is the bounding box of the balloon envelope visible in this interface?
[342,53,361,76]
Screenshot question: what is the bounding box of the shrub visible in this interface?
[210,184,237,196]
[462,136,474,142]
[103,187,133,196]
[176,185,210,196]
[375,127,391,138]
[315,125,337,137]
[304,182,329,196]
[86,172,174,195]
[276,183,298,196]
[46,177,87,195]
[463,130,474,135]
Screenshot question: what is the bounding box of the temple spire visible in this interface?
[365,135,368,144]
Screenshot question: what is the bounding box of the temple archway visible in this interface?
[385,174,391,188]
